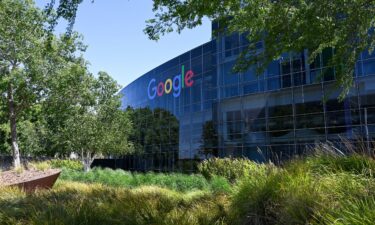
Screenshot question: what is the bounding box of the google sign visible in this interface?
[148,65,194,100]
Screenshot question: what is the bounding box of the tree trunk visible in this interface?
[83,159,91,172]
[7,83,21,168]
[82,151,95,172]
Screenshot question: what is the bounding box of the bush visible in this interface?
[50,159,83,171]
[198,157,268,183]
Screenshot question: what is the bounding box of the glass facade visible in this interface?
[119,24,375,171]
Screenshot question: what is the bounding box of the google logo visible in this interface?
[148,65,194,100]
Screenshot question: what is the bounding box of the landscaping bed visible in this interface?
[0,168,61,192]
[1,152,375,224]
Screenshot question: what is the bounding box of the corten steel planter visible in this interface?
[10,170,61,193]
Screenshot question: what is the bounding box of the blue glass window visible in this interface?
[363,59,375,76]
[362,50,375,60]
[323,67,335,81]
[224,86,239,98]
[296,113,325,129]
[203,54,212,72]
[282,74,292,88]
[267,77,280,90]
[183,89,190,106]
[243,82,259,94]
[247,119,266,132]
[191,56,202,75]
[292,55,305,72]
[203,88,215,100]
[293,72,306,86]
[281,60,291,75]
[268,61,280,77]
[243,66,257,82]
[222,61,239,85]
[192,103,201,112]
[180,52,190,62]
[310,54,321,69]
[356,61,363,77]
[203,42,213,54]
[259,80,265,91]
[191,46,202,58]
[191,83,202,103]
[322,48,333,67]
[225,33,239,57]
[240,33,250,47]
[310,69,321,83]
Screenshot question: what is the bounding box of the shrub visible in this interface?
[50,159,83,171]
[198,157,268,183]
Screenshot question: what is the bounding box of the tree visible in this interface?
[145,0,375,99]
[63,71,134,172]
[0,0,48,168]
[45,0,84,35]
[39,56,92,157]
[0,0,85,168]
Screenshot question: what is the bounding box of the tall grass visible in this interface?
[49,159,83,171]
[60,167,232,193]
[0,181,228,225]
[227,149,375,225]
[198,157,269,183]
[2,140,375,224]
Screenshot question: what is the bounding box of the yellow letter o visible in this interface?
[164,79,172,94]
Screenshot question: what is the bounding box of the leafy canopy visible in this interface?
[0,0,88,152]
[145,0,375,99]
[61,70,134,170]
[45,0,84,35]
[0,0,51,163]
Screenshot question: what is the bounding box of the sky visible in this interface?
[35,0,212,87]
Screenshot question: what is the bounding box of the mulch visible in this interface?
[0,168,61,186]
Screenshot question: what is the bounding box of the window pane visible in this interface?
[222,61,239,85]
[243,82,259,94]
[296,113,325,129]
[243,66,257,82]
[363,59,375,76]
[322,48,333,67]
[267,77,280,90]
[267,60,280,77]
